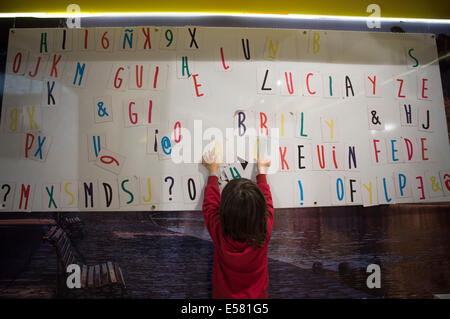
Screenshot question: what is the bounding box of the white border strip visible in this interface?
[0,12,449,24]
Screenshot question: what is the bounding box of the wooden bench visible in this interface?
[60,216,84,236]
[43,225,126,297]
[64,216,82,226]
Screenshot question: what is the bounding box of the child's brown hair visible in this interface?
[219,178,268,247]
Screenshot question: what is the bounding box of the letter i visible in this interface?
[153,129,159,152]
[332,145,338,169]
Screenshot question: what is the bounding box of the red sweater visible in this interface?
[202,174,274,299]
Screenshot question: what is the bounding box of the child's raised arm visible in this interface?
[201,151,221,241]
[256,158,274,219]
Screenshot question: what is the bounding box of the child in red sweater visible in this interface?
[202,152,273,299]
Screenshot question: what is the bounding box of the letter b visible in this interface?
[238,111,246,136]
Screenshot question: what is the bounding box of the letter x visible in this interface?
[34,136,46,160]
[45,185,57,208]
[188,28,198,49]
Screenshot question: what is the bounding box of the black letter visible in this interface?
[241,39,251,60]
[297,145,305,169]
[102,183,113,207]
[188,28,198,49]
[47,81,56,106]
[83,182,94,208]
[261,70,272,91]
[187,178,196,200]
[421,110,430,130]
[348,146,357,169]
[349,179,356,202]
[345,75,354,97]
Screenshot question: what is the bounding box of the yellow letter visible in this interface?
[214,141,223,163]
[268,39,279,60]
[313,32,320,54]
[252,137,261,161]
[64,182,75,206]
[142,178,152,203]
[9,108,18,132]
[26,106,39,131]
[325,119,334,140]
[362,182,373,204]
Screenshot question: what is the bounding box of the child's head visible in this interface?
[219,178,268,247]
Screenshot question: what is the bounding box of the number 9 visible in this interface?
[165,29,173,47]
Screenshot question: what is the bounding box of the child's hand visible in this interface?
[202,150,219,174]
[257,157,271,174]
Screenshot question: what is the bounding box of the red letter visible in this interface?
[50,54,62,78]
[421,78,429,99]
[285,72,294,95]
[142,27,151,49]
[153,66,159,89]
[404,138,413,161]
[420,137,428,161]
[174,121,182,143]
[84,29,89,49]
[259,112,268,136]
[114,67,124,89]
[19,184,31,210]
[373,139,380,163]
[396,79,405,98]
[279,146,289,170]
[332,145,338,169]
[306,73,316,95]
[416,176,425,200]
[135,65,143,88]
[13,52,22,74]
[148,100,153,124]
[28,56,41,78]
[368,75,376,95]
[25,133,35,158]
[128,102,138,124]
[192,74,204,97]
[220,47,229,70]
[316,145,325,169]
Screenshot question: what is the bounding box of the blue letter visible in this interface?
[383,178,392,203]
[336,178,344,201]
[391,139,399,162]
[398,174,406,197]
[73,62,86,87]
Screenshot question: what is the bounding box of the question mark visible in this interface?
[164,176,174,201]
[1,184,11,208]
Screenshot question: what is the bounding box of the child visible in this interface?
[202,152,273,299]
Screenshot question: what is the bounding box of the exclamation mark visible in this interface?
[297,180,304,206]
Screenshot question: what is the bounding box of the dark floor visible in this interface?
[0,204,449,298]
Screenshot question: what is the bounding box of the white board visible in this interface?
[0,26,449,211]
